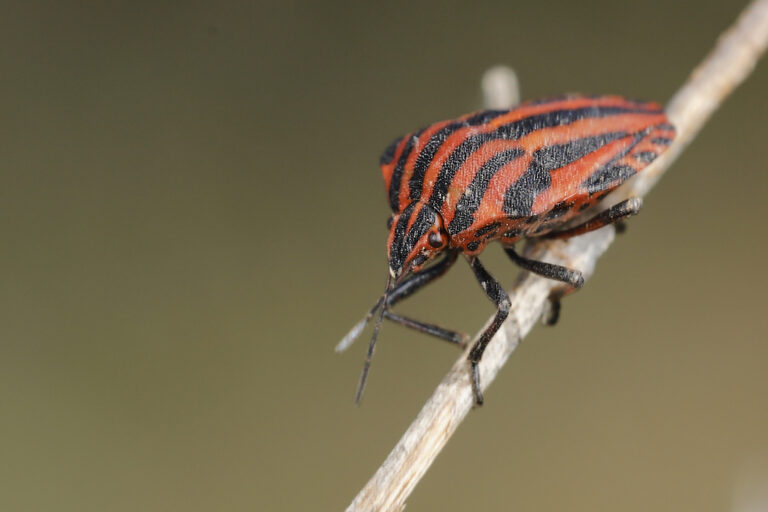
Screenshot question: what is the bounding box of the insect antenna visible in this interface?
[354,275,392,405]
[335,295,386,353]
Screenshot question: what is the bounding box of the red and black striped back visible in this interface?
[379,95,674,251]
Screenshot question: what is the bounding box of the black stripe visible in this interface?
[475,222,502,238]
[502,160,552,218]
[492,106,650,140]
[582,165,636,195]
[545,200,575,220]
[447,148,525,235]
[403,205,435,258]
[388,131,423,212]
[582,132,646,195]
[633,151,657,164]
[651,137,672,146]
[407,110,508,202]
[389,203,416,272]
[464,109,510,124]
[379,136,402,166]
[389,203,436,274]
[428,134,489,209]
[500,229,522,239]
[428,106,653,212]
[503,131,629,217]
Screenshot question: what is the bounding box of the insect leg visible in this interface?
[540,286,582,326]
[465,255,511,406]
[542,197,642,240]
[383,311,468,347]
[385,250,458,306]
[335,251,462,352]
[384,250,467,345]
[504,247,584,288]
[542,294,562,326]
[504,246,584,327]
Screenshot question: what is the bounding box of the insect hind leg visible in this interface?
[504,197,641,326]
[541,197,642,240]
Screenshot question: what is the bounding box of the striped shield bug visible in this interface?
[338,95,675,405]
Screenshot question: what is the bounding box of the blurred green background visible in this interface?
[1,1,767,511]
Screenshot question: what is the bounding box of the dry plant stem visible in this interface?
[346,2,768,510]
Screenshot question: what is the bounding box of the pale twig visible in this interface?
[481,65,520,109]
[345,1,768,510]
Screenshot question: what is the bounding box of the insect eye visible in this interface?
[387,216,395,230]
[428,231,444,248]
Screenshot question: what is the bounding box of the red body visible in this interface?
[380,95,674,257]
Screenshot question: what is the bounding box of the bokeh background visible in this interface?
[1,1,767,511]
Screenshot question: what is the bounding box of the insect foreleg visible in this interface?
[383,311,468,347]
[336,251,461,353]
[383,250,466,345]
[385,250,458,306]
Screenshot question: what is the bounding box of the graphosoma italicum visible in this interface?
[338,95,675,405]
